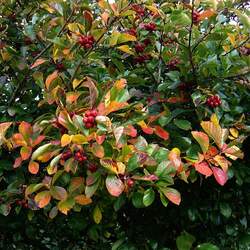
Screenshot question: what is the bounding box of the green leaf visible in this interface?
[127,154,139,171]
[219,203,232,218]
[196,243,219,250]
[143,188,155,207]
[132,192,145,208]
[176,232,196,250]
[174,119,192,130]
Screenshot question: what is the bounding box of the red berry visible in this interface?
[127,28,137,36]
[78,35,95,49]
[142,22,156,31]
[135,43,145,53]
[131,4,145,17]
[127,178,134,187]
[85,110,91,117]
[85,122,92,129]
[83,117,88,123]
[87,116,95,123]
[91,109,98,117]
[143,39,151,46]
[192,11,200,25]
[56,63,65,71]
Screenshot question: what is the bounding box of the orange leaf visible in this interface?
[18,121,32,141]
[12,133,27,147]
[32,135,45,147]
[95,134,106,145]
[104,101,128,115]
[20,146,32,160]
[30,58,47,69]
[74,195,92,205]
[198,10,216,21]
[45,70,58,89]
[214,155,230,172]
[194,161,213,177]
[154,126,169,140]
[28,161,39,174]
[91,143,104,158]
[35,191,51,208]
[161,187,181,205]
[13,157,22,168]
[124,124,137,137]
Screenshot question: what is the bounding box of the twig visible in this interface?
[222,36,250,56]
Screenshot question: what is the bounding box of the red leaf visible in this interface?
[194,161,213,177]
[105,175,124,197]
[13,157,22,168]
[137,121,154,135]
[212,167,228,186]
[32,135,45,147]
[154,126,169,140]
[124,124,137,137]
[30,58,47,69]
[18,121,32,141]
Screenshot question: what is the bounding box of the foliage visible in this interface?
[0,0,250,248]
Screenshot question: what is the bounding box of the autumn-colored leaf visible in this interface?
[45,70,58,89]
[20,146,32,160]
[13,157,22,168]
[194,161,213,177]
[214,155,230,172]
[124,124,137,137]
[28,161,39,174]
[117,45,134,55]
[69,177,84,193]
[161,187,181,205]
[12,133,27,147]
[91,143,104,158]
[18,121,32,142]
[137,121,154,135]
[95,134,106,145]
[57,198,75,215]
[35,191,51,208]
[93,205,102,224]
[30,58,47,69]
[32,135,45,147]
[72,134,87,144]
[74,195,92,205]
[198,10,216,21]
[224,145,244,160]
[0,122,12,146]
[105,175,124,197]
[212,167,228,186]
[61,134,72,147]
[154,126,169,140]
[169,148,182,170]
[50,186,68,201]
[191,131,209,153]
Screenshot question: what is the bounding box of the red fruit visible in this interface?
[78,35,95,49]
[85,122,92,129]
[87,116,95,123]
[83,117,88,123]
[143,39,151,46]
[135,43,145,53]
[85,110,91,117]
[56,63,65,71]
[142,22,156,31]
[192,11,200,25]
[127,178,134,187]
[206,95,221,108]
[91,109,98,117]
[167,58,180,70]
[131,4,145,17]
[134,54,151,64]
[127,28,137,36]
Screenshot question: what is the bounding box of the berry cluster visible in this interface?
[16,199,28,208]
[127,28,137,37]
[131,4,145,17]
[206,95,222,108]
[167,58,180,70]
[61,149,72,161]
[119,174,135,188]
[78,35,95,49]
[143,38,151,46]
[75,151,87,163]
[142,22,156,32]
[134,54,151,64]
[192,11,200,25]
[56,62,65,72]
[127,178,134,188]
[83,109,98,129]
[88,163,98,173]
[134,42,146,53]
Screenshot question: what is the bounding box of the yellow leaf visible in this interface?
[0,122,12,146]
[229,128,239,138]
[61,134,72,147]
[30,58,47,69]
[210,113,219,126]
[93,205,102,224]
[74,195,92,205]
[72,134,87,144]
[28,161,39,174]
[117,45,134,55]
[227,33,236,47]
[72,79,82,89]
